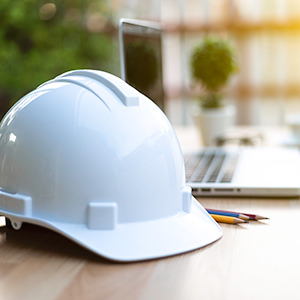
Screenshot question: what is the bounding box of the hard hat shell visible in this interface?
[0,70,221,261]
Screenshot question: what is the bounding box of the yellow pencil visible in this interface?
[210,214,247,224]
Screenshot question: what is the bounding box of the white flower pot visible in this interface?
[193,105,236,146]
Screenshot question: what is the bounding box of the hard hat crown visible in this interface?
[0,70,221,261]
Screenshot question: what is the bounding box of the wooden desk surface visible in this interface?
[1,126,299,300]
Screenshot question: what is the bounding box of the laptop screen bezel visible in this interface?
[118,18,165,110]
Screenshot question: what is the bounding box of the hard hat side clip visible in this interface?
[87,202,118,230]
[0,190,32,216]
[182,186,192,213]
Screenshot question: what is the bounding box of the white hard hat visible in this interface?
[0,69,221,261]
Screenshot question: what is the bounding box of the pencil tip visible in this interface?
[255,216,269,220]
[235,218,248,224]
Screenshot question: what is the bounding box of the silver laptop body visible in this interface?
[185,146,300,197]
[119,18,300,198]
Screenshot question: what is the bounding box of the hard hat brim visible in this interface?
[4,197,222,262]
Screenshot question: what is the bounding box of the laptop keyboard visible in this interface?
[184,149,239,183]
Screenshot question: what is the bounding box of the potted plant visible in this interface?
[190,36,238,145]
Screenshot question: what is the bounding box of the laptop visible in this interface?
[119,18,300,197]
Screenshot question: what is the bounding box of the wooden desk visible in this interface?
[1,127,300,300]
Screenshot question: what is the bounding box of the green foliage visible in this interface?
[190,37,238,109]
[200,93,222,109]
[0,0,114,116]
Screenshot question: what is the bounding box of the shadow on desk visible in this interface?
[0,223,107,263]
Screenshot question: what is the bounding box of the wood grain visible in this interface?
[0,198,298,300]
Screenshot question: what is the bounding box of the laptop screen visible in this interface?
[119,19,165,111]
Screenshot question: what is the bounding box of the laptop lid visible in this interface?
[119,18,164,111]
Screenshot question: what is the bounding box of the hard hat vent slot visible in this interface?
[87,202,118,230]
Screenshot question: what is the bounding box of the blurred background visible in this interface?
[2,0,300,127]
